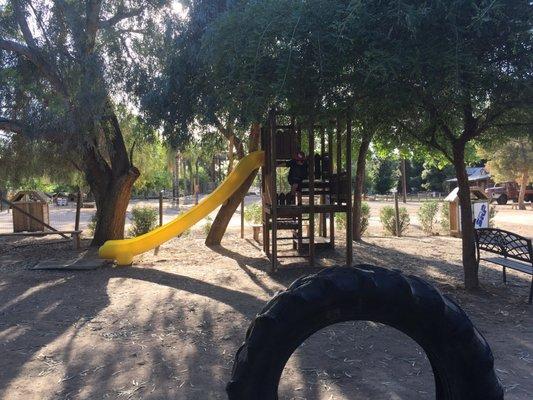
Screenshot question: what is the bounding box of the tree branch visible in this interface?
[0,117,24,134]
[0,40,68,97]
[99,6,145,29]
[85,0,104,53]
[13,0,38,49]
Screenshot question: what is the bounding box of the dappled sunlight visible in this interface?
[0,277,68,313]
[0,230,531,398]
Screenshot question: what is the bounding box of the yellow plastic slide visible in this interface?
[99,151,264,265]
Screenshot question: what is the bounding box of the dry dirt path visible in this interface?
[0,227,531,399]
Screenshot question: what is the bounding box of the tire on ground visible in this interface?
[227,265,503,400]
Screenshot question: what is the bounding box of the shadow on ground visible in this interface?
[0,233,531,399]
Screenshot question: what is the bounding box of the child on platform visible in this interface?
[287,151,308,196]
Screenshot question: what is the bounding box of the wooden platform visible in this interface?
[265,204,348,217]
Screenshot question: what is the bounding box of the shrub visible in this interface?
[203,216,213,236]
[440,203,450,231]
[489,205,497,228]
[360,202,370,236]
[88,213,97,236]
[244,202,262,224]
[418,201,440,235]
[380,206,410,235]
[335,202,370,235]
[128,206,158,237]
[335,212,346,229]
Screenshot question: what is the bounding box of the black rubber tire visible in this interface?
[496,194,508,205]
[227,265,503,400]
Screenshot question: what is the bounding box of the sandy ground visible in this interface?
[0,199,532,399]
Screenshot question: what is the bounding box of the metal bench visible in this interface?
[475,228,532,304]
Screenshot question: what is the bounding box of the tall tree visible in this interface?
[479,138,533,209]
[0,0,170,245]
[355,0,532,289]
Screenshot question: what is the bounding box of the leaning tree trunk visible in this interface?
[453,142,479,290]
[206,123,260,246]
[517,170,529,210]
[228,135,235,174]
[353,132,372,240]
[87,115,140,246]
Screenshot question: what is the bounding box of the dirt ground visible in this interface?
[0,202,532,399]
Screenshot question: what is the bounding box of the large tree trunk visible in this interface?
[453,142,479,290]
[518,170,529,210]
[91,171,139,246]
[206,123,261,246]
[353,132,372,240]
[87,115,140,246]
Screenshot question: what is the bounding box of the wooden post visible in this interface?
[308,119,315,267]
[401,159,408,203]
[336,119,342,206]
[159,191,164,226]
[328,122,335,248]
[320,127,326,237]
[346,117,353,266]
[269,109,278,272]
[296,122,303,252]
[240,200,245,239]
[176,152,180,209]
[394,191,401,237]
[155,190,164,254]
[75,188,82,232]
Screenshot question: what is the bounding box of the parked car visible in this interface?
[485,181,533,204]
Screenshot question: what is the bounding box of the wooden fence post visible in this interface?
[394,191,401,237]
[240,200,245,239]
[75,188,82,236]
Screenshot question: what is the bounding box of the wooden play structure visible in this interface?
[260,110,353,271]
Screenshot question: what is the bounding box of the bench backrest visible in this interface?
[475,228,532,264]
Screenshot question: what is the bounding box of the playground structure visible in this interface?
[98,151,265,265]
[99,109,354,269]
[261,110,353,271]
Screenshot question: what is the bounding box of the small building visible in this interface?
[445,167,492,191]
[10,191,50,232]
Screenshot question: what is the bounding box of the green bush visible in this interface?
[203,216,213,236]
[418,201,440,235]
[335,212,346,229]
[128,206,158,237]
[489,205,497,228]
[440,203,450,231]
[244,202,262,224]
[438,203,496,232]
[380,206,410,235]
[335,202,370,236]
[88,213,97,236]
[360,202,370,236]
